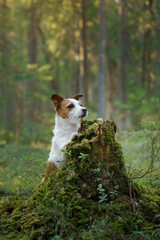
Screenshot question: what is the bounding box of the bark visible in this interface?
[0,0,15,131]
[0,0,6,129]
[155,0,160,96]
[119,0,128,130]
[106,59,118,121]
[119,0,127,105]
[80,0,88,106]
[75,57,80,94]
[141,28,151,94]
[141,0,153,95]
[27,0,38,126]
[75,16,81,94]
[98,0,106,119]
[28,1,38,64]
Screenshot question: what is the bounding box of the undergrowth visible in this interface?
[0,120,160,239]
[0,144,47,194]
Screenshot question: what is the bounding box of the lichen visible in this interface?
[0,120,160,240]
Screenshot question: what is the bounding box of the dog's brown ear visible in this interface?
[51,94,64,108]
[72,94,83,100]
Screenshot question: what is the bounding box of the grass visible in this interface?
[0,143,48,195]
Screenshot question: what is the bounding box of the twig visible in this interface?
[129,177,136,213]
[133,137,157,180]
[133,168,158,180]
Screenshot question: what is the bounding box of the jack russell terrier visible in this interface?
[45,94,88,176]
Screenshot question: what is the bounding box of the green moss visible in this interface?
[0,120,160,239]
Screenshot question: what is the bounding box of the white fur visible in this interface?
[48,99,87,168]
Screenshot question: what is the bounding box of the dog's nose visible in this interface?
[82,108,87,114]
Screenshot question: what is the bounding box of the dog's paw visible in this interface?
[71,133,79,141]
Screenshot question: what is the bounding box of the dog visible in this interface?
[45,94,88,176]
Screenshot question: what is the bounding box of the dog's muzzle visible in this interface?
[80,108,87,118]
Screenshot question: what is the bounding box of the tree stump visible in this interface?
[63,119,129,200]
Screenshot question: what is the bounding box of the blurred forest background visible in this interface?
[0,0,160,194]
[0,0,160,138]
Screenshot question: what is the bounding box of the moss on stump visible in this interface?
[0,120,160,240]
[63,119,129,200]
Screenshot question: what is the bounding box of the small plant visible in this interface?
[110,185,119,197]
[97,183,108,203]
[61,149,72,157]
[93,163,102,174]
[78,153,89,161]
[93,168,101,174]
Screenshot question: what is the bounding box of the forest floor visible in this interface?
[0,136,159,198]
[0,143,48,195]
[0,126,160,240]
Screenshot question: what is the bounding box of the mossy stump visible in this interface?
[0,120,159,240]
[62,119,129,200]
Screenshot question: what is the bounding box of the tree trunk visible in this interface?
[0,0,15,131]
[141,27,151,93]
[79,0,88,106]
[106,59,118,121]
[75,55,80,94]
[98,0,106,120]
[119,0,128,130]
[28,0,38,64]
[75,16,81,94]
[155,0,160,96]
[141,0,153,96]
[119,0,127,104]
[0,0,7,129]
[27,0,38,127]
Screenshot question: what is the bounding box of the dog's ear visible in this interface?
[51,94,64,108]
[72,94,83,100]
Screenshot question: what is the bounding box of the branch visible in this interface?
[129,177,136,213]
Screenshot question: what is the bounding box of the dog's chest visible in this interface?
[54,129,73,145]
[53,123,79,147]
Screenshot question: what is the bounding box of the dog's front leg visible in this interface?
[70,132,79,141]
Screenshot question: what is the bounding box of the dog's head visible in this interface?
[51,94,88,123]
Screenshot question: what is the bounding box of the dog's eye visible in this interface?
[79,104,82,107]
[67,104,74,109]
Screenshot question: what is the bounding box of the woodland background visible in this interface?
[0,0,160,138]
[0,0,160,199]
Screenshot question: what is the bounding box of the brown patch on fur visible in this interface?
[51,94,74,119]
[56,99,74,118]
[51,94,64,109]
[45,161,57,178]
